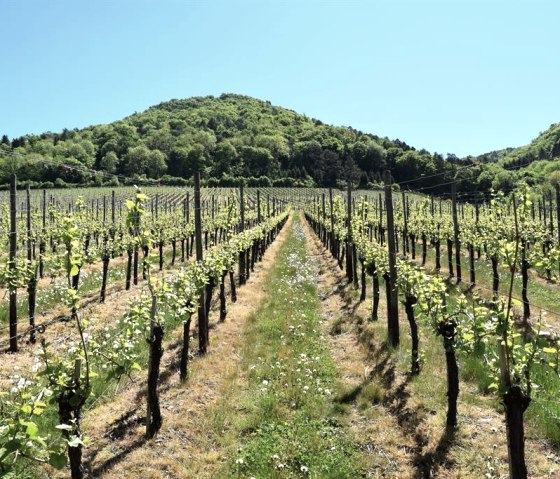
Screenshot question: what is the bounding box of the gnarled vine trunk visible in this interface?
[503,384,530,479]
[439,321,459,428]
[447,238,454,277]
[146,321,164,438]
[219,272,227,322]
[404,294,420,375]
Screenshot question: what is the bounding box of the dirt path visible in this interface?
[71,215,293,479]
[302,216,560,478]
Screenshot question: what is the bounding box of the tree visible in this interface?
[99,151,119,174]
[212,141,238,176]
[254,134,290,163]
[167,147,190,177]
[11,137,25,148]
[341,158,361,183]
[1,135,9,146]
[145,129,174,156]
[292,140,322,172]
[66,142,94,167]
[191,130,217,153]
[491,169,518,193]
[239,146,278,177]
[146,149,167,177]
[352,139,386,172]
[123,145,151,176]
[183,144,207,177]
[317,150,342,186]
[122,146,167,178]
[358,171,369,189]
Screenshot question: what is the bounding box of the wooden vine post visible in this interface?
[9,174,18,352]
[238,184,246,285]
[257,189,261,223]
[501,194,530,479]
[39,189,46,278]
[452,181,462,283]
[329,187,335,256]
[384,171,399,347]
[27,185,37,343]
[402,191,409,257]
[267,193,270,218]
[556,183,560,276]
[346,182,354,282]
[194,172,208,355]
[378,192,384,246]
[322,192,326,245]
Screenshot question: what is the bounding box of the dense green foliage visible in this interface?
[467,122,560,192]
[0,94,448,190]
[2,94,560,194]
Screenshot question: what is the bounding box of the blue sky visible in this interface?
[1,0,559,157]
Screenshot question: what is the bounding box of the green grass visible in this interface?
[213,216,358,478]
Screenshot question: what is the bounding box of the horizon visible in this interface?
[1,0,559,158]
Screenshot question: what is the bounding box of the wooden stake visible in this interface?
[384,171,399,347]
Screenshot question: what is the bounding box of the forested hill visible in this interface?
[471,122,560,188]
[0,93,559,193]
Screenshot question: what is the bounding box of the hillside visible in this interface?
[1,93,558,193]
[469,123,560,192]
[0,94,453,190]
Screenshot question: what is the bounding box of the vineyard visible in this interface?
[1,176,560,478]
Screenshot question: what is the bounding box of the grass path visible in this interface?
[207,214,359,478]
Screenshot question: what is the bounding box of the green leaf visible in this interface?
[23,421,39,439]
[49,452,68,469]
[20,404,32,414]
[543,347,557,354]
[70,264,80,277]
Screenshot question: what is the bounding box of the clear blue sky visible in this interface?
[1,0,559,157]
